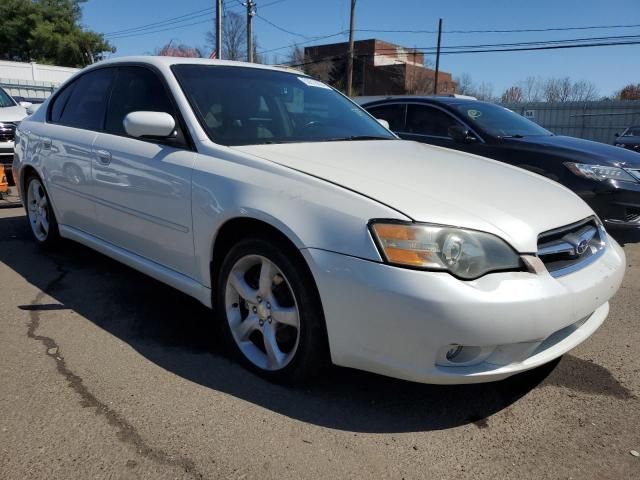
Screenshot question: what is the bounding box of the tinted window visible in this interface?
[367,104,406,131]
[172,64,394,146]
[0,87,16,108]
[58,68,115,130]
[105,67,175,136]
[405,104,462,137]
[623,127,640,136]
[49,84,76,123]
[452,102,551,137]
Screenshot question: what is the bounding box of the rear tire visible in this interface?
[215,234,328,384]
[25,173,60,247]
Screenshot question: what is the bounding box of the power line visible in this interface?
[105,0,286,40]
[104,7,214,36]
[255,13,311,38]
[107,18,215,40]
[279,38,640,69]
[354,33,640,53]
[355,22,640,35]
[257,31,348,55]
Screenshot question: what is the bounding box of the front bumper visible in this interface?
[581,180,640,228]
[303,238,625,384]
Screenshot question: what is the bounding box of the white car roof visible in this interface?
[86,56,305,76]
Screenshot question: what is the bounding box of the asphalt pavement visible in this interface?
[0,207,638,479]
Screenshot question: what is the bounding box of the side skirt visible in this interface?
[59,225,212,308]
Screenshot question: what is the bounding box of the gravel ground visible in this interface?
[0,207,638,480]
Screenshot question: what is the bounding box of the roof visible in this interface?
[355,94,482,106]
[84,55,305,76]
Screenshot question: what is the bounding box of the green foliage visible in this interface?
[0,0,114,67]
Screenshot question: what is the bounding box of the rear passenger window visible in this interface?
[49,83,76,123]
[367,104,406,131]
[105,67,176,137]
[405,104,462,137]
[58,68,115,130]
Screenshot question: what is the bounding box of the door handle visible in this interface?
[94,149,112,165]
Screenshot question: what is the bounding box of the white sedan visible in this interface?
[13,57,625,384]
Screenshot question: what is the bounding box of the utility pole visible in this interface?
[246,0,256,62]
[215,0,223,59]
[346,0,356,96]
[433,18,442,95]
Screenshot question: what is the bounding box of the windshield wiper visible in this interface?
[499,134,525,139]
[326,135,394,142]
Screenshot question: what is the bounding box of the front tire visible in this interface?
[25,174,60,247]
[215,235,328,384]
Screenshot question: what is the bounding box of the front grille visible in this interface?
[622,144,640,152]
[537,217,606,277]
[0,122,16,143]
[625,207,640,223]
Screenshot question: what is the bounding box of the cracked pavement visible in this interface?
[0,207,639,479]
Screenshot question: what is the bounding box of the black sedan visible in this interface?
[615,126,640,153]
[358,95,640,228]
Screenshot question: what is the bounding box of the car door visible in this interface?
[90,65,197,277]
[44,67,116,234]
[366,103,407,133]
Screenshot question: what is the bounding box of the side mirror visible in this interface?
[448,125,476,144]
[123,111,176,138]
[614,132,620,137]
[376,118,390,130]
[19,101,33,109]
[26,104,39,115]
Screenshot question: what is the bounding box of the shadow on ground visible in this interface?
[1,211,631,433]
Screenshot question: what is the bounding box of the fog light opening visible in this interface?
[446,344,463,361]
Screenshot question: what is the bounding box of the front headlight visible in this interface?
[565,163,637,183]
[369,221,522,280]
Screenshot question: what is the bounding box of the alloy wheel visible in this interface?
[27,178,50,242]
[224,254,300,371]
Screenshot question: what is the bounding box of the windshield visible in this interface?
[452,102,551,138]
[0,88,16,108]
[172,65,395,146]
[623,127,640,136]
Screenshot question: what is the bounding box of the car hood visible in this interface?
[616,136,640,146]
[0,105,28,123]
[507,135,640,167]
[234,140,594,253]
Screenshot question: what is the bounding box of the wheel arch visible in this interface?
[210,216,312,293]
[210,215,332,368]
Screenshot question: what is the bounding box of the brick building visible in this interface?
[303,39,456,96]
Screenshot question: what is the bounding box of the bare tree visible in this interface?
[501,85,523,103]
[519,76,543,102]
[474,81,494,101]
[453,73,493,100]
[288,44,305,66]
[289,45,334,83]
[406,72,435,95]
[543,77,599,102]
[454,73,475,96]
[543,77,572,102]
[205,12,247,60]
[571,80,599,101]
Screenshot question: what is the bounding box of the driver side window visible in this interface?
[105,66,187,147]
[405,104,462,138]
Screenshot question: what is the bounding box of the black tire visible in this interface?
[215,234,329,384]
[24,173,60,247]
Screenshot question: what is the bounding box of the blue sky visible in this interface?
[81,0,640,97]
